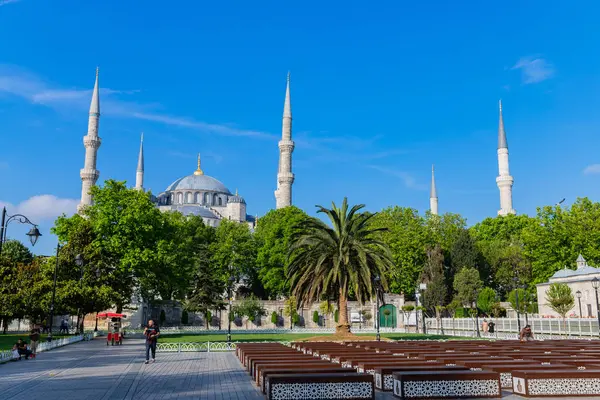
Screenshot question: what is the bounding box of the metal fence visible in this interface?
[126,327,407,335]
[0,333,91,363]
[425,317,600,339]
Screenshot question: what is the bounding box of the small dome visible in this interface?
[228,194,246,204]
[166,174,231,194]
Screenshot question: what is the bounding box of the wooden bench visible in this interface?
[392,370,501,399]
[375,365,467,391]
[265,372,374,400]
[512,369,600,397]
[259,367,354,393]
[483,363,570,388]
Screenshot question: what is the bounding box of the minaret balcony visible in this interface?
[278,140,295,152]
[496,175,514,185]
[80,168,100,181]
[83,136,102,149]
[277,172,295,184]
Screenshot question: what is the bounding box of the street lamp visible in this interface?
[592,278,600,338]
[227,275,235,345]
[473,296,481,338]
[0,207,42,255]
[47,243,61,342]
[374,276,381,341]
[420,283,427,335]
[74,254,84,334]
[576,290,583,318]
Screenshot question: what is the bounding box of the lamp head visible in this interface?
[576,290,582,299]
[593,277,600,290]
[26,226,41,246]
[75,254,84,267]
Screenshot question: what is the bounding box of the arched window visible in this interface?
[186,192,192,204]
[218,197,223,206]
[204,193,210,205]
[213,194,218,205]
[170,194,174,205]
[177,192,183,204]
[194,192,200,204]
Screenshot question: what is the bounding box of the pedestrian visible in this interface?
[29,327,40,358]
[488,321,495,334]
[482,319,489,335]
[143,319,160,364]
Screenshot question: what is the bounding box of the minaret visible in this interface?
[78,68,102,213]
[135,133,144,190]
[496,100,516,216]
[430,165,438,215]
[275,72,295,209]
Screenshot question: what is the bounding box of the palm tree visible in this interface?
[287,198,394,336]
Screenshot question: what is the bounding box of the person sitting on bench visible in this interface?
[16,339,32,360]
[519,325,534,342]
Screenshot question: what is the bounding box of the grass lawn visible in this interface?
[0,334,70,351]
[159,332,461,343]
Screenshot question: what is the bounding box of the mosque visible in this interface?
[76,68,514,225]
[76,69,295,226]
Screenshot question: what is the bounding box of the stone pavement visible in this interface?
[0,338,263,400]
[1,338,599,400]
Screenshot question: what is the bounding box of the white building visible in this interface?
[536,255,600,318]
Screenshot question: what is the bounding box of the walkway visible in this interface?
[0,338,263,400]
[1,338,598,400]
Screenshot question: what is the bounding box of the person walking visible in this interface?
[29,328,40,358]
[143,319,160,364]
[482,319,489,335]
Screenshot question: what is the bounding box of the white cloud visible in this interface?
[368,165,427,190]
[0,64,275,140]
[583,164,600,175]
[0,195,78,222]
[511,56,555,84]
[0,0,20,6]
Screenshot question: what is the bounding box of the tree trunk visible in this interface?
[336,289,351,335]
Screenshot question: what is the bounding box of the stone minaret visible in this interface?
[78,68,102,213]
[135,133,144,190]
[430,164,438,215]
[275,72,295,209]
[496,100,516,216]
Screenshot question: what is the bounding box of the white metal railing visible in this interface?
[0,333,92,363]
[127,327,405,335]
[425,317,600,339]
[156,341,288,352]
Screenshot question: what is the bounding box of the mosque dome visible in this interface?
[165,154,231,194]
[166,174,231,194]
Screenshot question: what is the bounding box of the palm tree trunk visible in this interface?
[336,289,351,335]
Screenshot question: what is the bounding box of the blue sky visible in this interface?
[1,0,600,256]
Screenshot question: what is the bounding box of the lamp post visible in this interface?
[576,290,583,318]
[47,243,61,342]
[592,278,600,338]
[513,276,522,333]
[473,298,481,338]
[0,206,42,255]
[227,275,235,345]
[420,283,427,335]
[74,254,84,334]
[374,276,381,341]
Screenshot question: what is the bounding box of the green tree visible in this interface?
[236,296,266,328]
[319,301,334,328]
[283,296,298,329]
[507,288,531,314]
[254,207,310,298]
[453,267,483,307]
[270,311,278,326]
[420,245,447,309]
[477,287,497,316]
[288,198,395,335]
[1,240,34,265]
[369,206,428,296]
[449,229,483,284]
[545,283,575,329]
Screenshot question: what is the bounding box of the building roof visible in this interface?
[164,205,219,219]
[165,174,231,194]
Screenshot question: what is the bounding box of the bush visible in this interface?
[181,310,189,325]
[292,313,300,326]
[271,311,278,326]
[312,310,319,325]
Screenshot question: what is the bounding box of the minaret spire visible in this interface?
[135,132,144,190]
[430,164,438,215]
[275,72,295,209]
[194,153,204,175]
[496,100,515,216]
[78,67,102,213]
